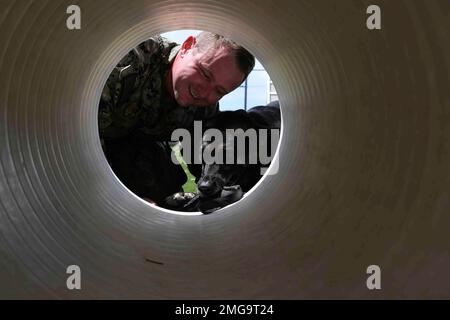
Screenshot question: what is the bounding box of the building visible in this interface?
[267,79,278,103]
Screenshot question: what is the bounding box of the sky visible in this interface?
[161,30,272,111]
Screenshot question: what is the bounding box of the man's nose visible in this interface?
[196,82,214,101]
[197,83,211,99]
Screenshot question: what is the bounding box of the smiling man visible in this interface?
[99,32,255,205]
[168,34,247,108]
[99,32,254,140]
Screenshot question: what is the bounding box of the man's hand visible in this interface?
[163,186,244,214]
[163,192,198,210]
[198,185,243,214]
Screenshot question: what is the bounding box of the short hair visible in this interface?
[194,32,255,82]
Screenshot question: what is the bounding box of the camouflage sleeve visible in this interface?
[98,37,168,136]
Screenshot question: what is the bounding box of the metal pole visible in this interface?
[244,78,248,110]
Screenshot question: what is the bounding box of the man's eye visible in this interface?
[200,67,210,80]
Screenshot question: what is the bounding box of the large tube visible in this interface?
[0,0,449,298]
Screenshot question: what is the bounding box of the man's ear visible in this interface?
[180,36,197,57]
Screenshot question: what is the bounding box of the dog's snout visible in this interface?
[198,179,214,195]
[198,175,223,198]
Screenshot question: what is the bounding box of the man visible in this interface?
[99,32,255,204]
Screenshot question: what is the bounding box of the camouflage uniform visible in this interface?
[99,36,218,202]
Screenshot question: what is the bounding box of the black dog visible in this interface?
[164,101,281,213]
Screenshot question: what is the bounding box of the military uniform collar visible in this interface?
[168,44,181,64]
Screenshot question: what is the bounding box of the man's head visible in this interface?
[168,32,255,107]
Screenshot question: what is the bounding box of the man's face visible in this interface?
[170,36,245,107]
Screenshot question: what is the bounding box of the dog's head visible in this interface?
[197,109,251,198]
[197,105,280,199]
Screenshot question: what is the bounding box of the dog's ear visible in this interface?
[248,113,273,129]
[204,109,249,130]
[232,109,248,117]
[247,107,281,129]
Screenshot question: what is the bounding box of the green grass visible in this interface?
[172,143,197,193]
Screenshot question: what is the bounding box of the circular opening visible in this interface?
[97,29,282,215]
